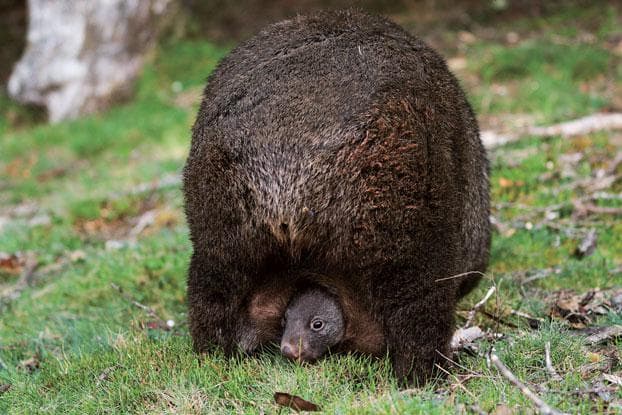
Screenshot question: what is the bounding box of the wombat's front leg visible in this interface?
[381,283,456,385]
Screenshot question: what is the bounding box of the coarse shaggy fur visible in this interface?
[183,9,490,384]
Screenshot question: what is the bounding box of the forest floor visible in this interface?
[1,2,621,414]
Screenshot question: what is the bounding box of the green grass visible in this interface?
[467,40,612,122]
[2,5,622,414]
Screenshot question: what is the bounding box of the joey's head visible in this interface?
[280,288,345,362]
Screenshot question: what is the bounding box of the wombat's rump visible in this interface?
[183,9,490,384]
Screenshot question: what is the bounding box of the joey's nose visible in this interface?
[280,342,300,360]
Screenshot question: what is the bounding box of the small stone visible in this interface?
[28,214,51,227]
[171,81,183,93]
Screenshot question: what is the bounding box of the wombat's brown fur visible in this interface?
[183,9,490,384]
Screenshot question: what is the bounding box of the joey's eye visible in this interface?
[311,319,324,331]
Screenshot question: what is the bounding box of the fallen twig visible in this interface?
[488,349,567,415]
[606,153,622,175]
[128,209,157,238]
[109,173,181,200]
[510,309,545,329]
[437,349,486,378]
[96,364,122,385]
[544,342,562,382]
[528,113,622,138]
[573,199,622,217]
[434,363,478,399]
[0,249,89,310]
[583,325,622,346]
[480,311,519,329]
[464,286,496,328]
[568,385,619,395]
[559,173,619,194]
[467,404,487,415]
[493,193,622,230]
[0,254,39,309]
[482,112,622,149]
[435,270,487,283]
[521,267,563,285]
[110,283,171,329]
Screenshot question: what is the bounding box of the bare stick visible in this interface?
[521,267,562,284]
[434,363,477,399]
[544,342,562,381]
[435,270,487,283]
[482,112,622,149]
[110,283,169,328]
[489,349,567,415]
[573,200,622,217]
[606,153,622,175]
[108,173,181,200]
[468,403,487,415]
[510,310,544,322]
[510,309,545,329]
[437,349,485,377]
[584,325,622,346]
[480,311,519,329]
[464,286,496,328]
[528,113,622,138]
[0,255,39,308]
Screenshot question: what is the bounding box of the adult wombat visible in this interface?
[183,9,490,384]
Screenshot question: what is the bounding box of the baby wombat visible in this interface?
[278,283,386,362]
[280,288,345,361]
[184,10,490,384]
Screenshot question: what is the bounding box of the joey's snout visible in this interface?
[280,288,346,362]
[280,338,314,362]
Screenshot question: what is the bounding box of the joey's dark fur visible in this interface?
[183,9,490,384]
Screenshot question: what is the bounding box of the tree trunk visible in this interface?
[8,0,175,123]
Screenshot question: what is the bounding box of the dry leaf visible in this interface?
[274,392,320,412]
[550,290,590,328]
[498,178,513,188]
[36,166,67,182]
[0,252,23,275]
[587,352,601,363]
[19,356,40,373]
[491,404,514,415]
[0,384,10,394]
[96,365,121,385]
[548,288,616,328]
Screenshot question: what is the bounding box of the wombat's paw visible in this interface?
[237,323,260,353]
[392,353,437,386]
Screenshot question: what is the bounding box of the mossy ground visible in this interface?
[1,3,621,414]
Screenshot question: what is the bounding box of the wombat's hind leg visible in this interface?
[187,229,278,356]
